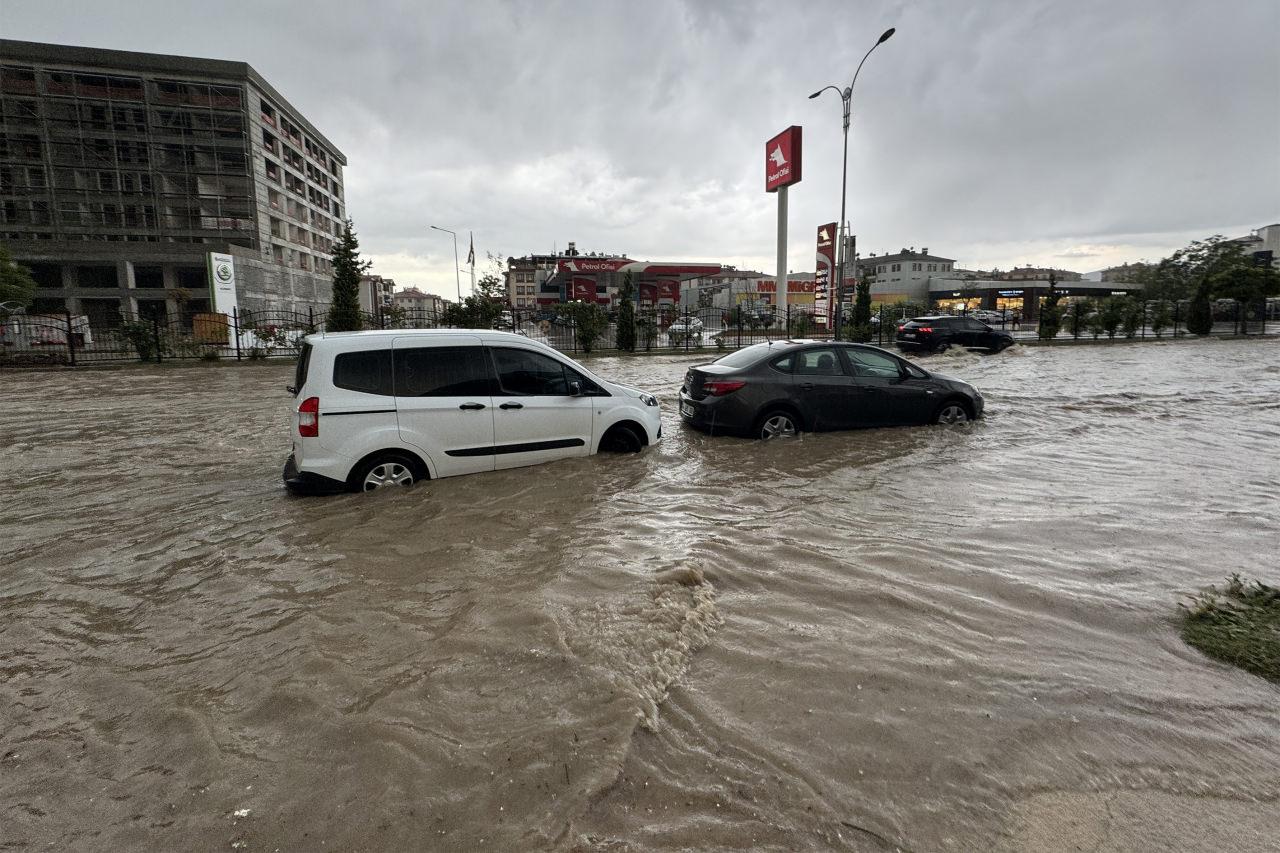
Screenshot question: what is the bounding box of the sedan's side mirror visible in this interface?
[568,381,582,396]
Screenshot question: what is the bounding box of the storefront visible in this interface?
[928,281,1143,321]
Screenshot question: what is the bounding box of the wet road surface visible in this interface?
[2,337,1278,851]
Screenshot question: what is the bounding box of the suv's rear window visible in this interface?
[333,350,393,396]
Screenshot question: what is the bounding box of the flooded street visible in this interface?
[2,338,1279,852]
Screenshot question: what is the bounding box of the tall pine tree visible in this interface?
[1038,270,1062,340]
[328,219,368,332]
[617,271,636,352]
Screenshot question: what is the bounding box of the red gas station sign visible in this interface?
[765,126,803,193]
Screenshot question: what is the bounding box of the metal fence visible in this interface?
[0,298,1272,368]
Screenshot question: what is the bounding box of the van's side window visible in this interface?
[490,347,569,396]
[333,350,393,396]
[395,347,491,396]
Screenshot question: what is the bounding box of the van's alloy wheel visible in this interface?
[936,403,969,424]
[759,412,798,440]
[356,456,417,491]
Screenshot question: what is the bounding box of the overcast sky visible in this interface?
[8,0,1279,296]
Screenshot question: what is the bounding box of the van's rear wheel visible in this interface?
[351,452,420,492]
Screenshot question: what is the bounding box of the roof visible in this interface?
[0,39,346,163]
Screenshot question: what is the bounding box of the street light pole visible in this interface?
[810,26,895,333]
[429,225,461,302]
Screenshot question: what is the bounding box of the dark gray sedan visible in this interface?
[678,340,984,439]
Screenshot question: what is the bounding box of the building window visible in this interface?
[891,263,901,272]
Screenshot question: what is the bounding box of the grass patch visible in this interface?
[1181,574,1280,681]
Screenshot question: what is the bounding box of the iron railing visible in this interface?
[0,298,1272,368]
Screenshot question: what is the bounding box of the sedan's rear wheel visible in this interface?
[757,410,799,440]
[935,401,970,425]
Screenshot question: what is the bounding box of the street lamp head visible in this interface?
[808,90,822,99]
[878,27,895,43]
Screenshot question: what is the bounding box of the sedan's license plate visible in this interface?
[902,333,916,339]
[680,401,695,418]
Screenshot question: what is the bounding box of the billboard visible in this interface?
[570,277,598,302]
[814,223,836,325]
[207,252,238,316]
[765,126,803,193]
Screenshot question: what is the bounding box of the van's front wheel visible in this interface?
[350,452,420,492]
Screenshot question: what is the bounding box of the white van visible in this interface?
[282,329,662,494]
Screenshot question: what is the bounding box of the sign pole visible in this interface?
[776,185,788,321]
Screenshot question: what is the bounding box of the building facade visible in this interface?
[854,248,956,303]
[0,39,346,330]
[358,274,395,314]
[391,286,444,314]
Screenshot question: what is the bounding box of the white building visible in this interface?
[392,286,443,314]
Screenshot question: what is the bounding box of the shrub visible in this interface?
[1181,574,1280,681]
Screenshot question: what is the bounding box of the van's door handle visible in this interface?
[500,402,524,410]
[801,382,815,391]
[458,402,486,410]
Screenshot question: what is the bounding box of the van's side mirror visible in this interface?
[286,385,297,395]
[568,381,582,396]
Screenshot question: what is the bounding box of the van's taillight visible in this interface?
[298,396,319,437]
[703,379,746,396]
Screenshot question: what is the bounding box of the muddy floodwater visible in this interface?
[2,338,1279,852]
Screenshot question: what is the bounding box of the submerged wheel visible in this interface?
[350,452,420,492]
[935,401,970,425]
[600,423,644,453]
[933,340,951,353]
[757,410,800,440]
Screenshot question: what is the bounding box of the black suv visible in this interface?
[896,315,1014,353]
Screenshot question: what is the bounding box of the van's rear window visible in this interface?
[333,350,393,396]
[294,343,311,395]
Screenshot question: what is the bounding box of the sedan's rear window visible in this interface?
[333,349,393,396]
[714,344,771,368]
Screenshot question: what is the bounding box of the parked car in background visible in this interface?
[896,316,1015,354]
[283,329,662,494]
[678,340,983,439]
[667,316,704,345]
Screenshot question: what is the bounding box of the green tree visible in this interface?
[1119,296,1143,339]
[1210,262,1280,334]
[328,220,369,332]
[1068,298,1093,339]
[848,267,874,342]
[442,294,503,329]
[616,271,637,352]
[556,300,607,353]
[1097,296,1126,339]
[1185,281,1214,335]
[0,246,38,310]
[1038,273,1063,340]
[1149,300,1173,338]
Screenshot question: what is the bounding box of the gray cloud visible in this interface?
[7,0,1277,293]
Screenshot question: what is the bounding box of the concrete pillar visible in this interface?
[162,264,181,320]
[120,260,138,319]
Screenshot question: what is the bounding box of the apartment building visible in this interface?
[854,247,956,302]
[0,39,346,329]
[391,286,444,314]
